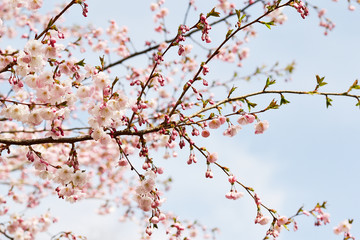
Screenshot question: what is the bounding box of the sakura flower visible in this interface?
[333,220,351,234]
[207,152,218,163]
[55,165,74,184]
[144,169,157,180]
[72,171,87,187]
[258,216,271,225]
[142,178,155,192]
[150,3,158,11]
[27,109,43,125]
[39,107,56,121]
[58,185,75,197]
[237,114,255,125]
[225,190,244,200]
[93,72,110,89]
[277,216,288,226]
[136,195,152,212]
[223,125,242,137]
[254,120,269,134]
[208,118,221,129]
[3,104,30,122]
[91,127,107,141]
[44,43,65,58]
[28,0,43,10]
[24,40,43,55]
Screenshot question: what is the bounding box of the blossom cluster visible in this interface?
[1,211,56,240]
[133,170,164,212]
[202,114,269,139]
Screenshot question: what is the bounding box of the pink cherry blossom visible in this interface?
[237,114,255,125]
[208,118,221,129]
[277,216,288,226]
[207,152,218,163]
[254,120,269,134]
[223,125,241,137]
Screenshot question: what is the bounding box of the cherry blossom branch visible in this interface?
[188,89,360,118]
[103,0,262,71]
[127,36,181,128]
[0,127,89,134]
[0,229,13,240]
[0,87,359,146]
[35,0,78,41]
[115,137,142,179]
[167,1,293,119]
[0,97,67,108]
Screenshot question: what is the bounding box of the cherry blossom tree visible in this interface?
[0,0,359,239]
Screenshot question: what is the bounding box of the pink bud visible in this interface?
[145,227,153,236]
[118,158,128,167]
[201,129,210,138]
[151,216,159,224]
[228,175,236,184]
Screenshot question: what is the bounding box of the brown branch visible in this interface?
[0,125,163,146]
[35,0,78,40]
[189,90,360,118]
[0,88,358,146]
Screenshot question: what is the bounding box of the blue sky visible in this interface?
[3,0,360,239]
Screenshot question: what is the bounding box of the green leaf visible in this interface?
[239,14,246,21]
[76,59,85,67]
[227,86,237,98]
[285,61,295,73]
[235,9,241,19]
[356,100,360,108]
[206,8,220,18]
[347,79,360,93]
[236,13,246,27]
[280,94,290,105]
[296,206,304,215]
[326,96,333,108]
[245,98,257,111]
[47,18,54,27]
[267,99,279,109]
[316,75,327,87]
[259,21,275,29]
[99,55,105,69]
[202,99,209,108]
[263,77,276,90]
[226,29,234,39]
[111,76,119,90]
